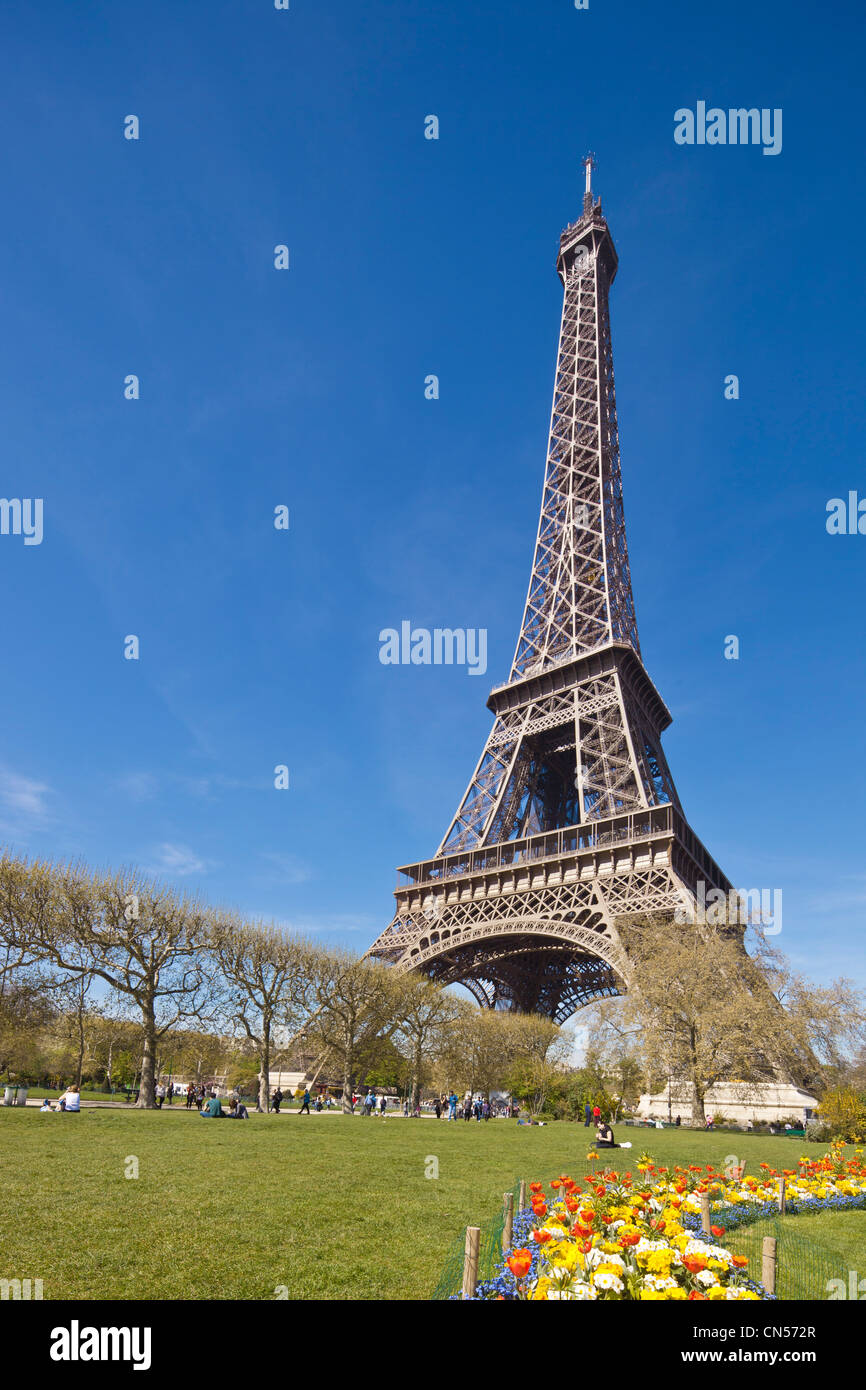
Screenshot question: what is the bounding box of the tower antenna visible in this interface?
[583,151,597,214]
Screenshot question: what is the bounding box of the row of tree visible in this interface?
[0,853,580,1110]
[2,850,864,1124]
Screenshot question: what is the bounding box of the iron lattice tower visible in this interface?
[368,161,731,1022]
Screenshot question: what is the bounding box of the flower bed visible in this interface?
[465,1143,866,1301]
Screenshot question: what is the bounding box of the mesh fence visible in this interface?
[430,1179,522,1301]
[721,1212,851,1301]
[432,1170,861,1301]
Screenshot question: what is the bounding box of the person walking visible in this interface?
[592,1103,601,1127]
[434,1097,442,1120]
[378,1094,387,1117]
[299,1089,311,1115]
[448,1091,458,1121]
[482,1099,490,1122]
[584,1101,592,1127]
[166,1082,174,1107]
[272,1087,283,1115]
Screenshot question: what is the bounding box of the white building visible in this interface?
[638,1081,818,1126]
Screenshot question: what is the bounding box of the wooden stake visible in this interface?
[762,1235,777,1295]
[518,1178,526,1212]
[779,1176,786,1213]
[503,1192,514,1251]
[700,1192,711,1235]
[462,1226,481,1300]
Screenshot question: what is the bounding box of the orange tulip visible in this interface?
[506,1249,533,1279]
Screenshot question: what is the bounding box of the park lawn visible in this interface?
[0,1109,851,1301]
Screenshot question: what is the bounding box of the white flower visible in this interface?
[570,1283,598,1300]
[642,1274,678,1291]
[584,1247,625,1271]
[593,1270,625,1292]
[696,1269,719,1287]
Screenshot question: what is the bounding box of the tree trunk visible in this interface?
[342,1043,354,1113]
[258,1018,271,1114]
[75,986,86,1088]
[137,1005,157,1109]
[690,1082,706,1127]
[411,1036,423,1111]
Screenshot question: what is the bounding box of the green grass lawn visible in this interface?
[0,1109,855,1301]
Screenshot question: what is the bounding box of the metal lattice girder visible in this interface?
[368,173,730,1022]
[511,203,639,680]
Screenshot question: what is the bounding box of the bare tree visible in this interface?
[601,916,866,1125]
[210,915,319,1113]
[309,949,402,1112]
[392,977,462,1109]
[0,852,217,1109]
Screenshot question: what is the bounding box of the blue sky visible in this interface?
[0,0,863,991]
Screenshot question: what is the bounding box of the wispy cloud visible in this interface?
[258,852,313,886]
[257,912,378,939]
[148,842,210,877]
[117,772,159,803]
[0,769,51,819]
[803,876,866,914]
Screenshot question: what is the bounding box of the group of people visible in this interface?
[198,1092,249,1119]
[355,1090,389,1116]
[271,1087,314,1114]
[432,1092,496,1122]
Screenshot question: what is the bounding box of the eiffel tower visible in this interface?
[368,158,732,1023]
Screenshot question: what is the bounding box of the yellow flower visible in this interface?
[646,1250,676,1273]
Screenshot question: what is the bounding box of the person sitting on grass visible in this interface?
[595,1120,618,1149]
[58,1084,81,1113]
[226,1099,249,1120]
[40,1098,56,1112]
[199,1092,224,1119]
